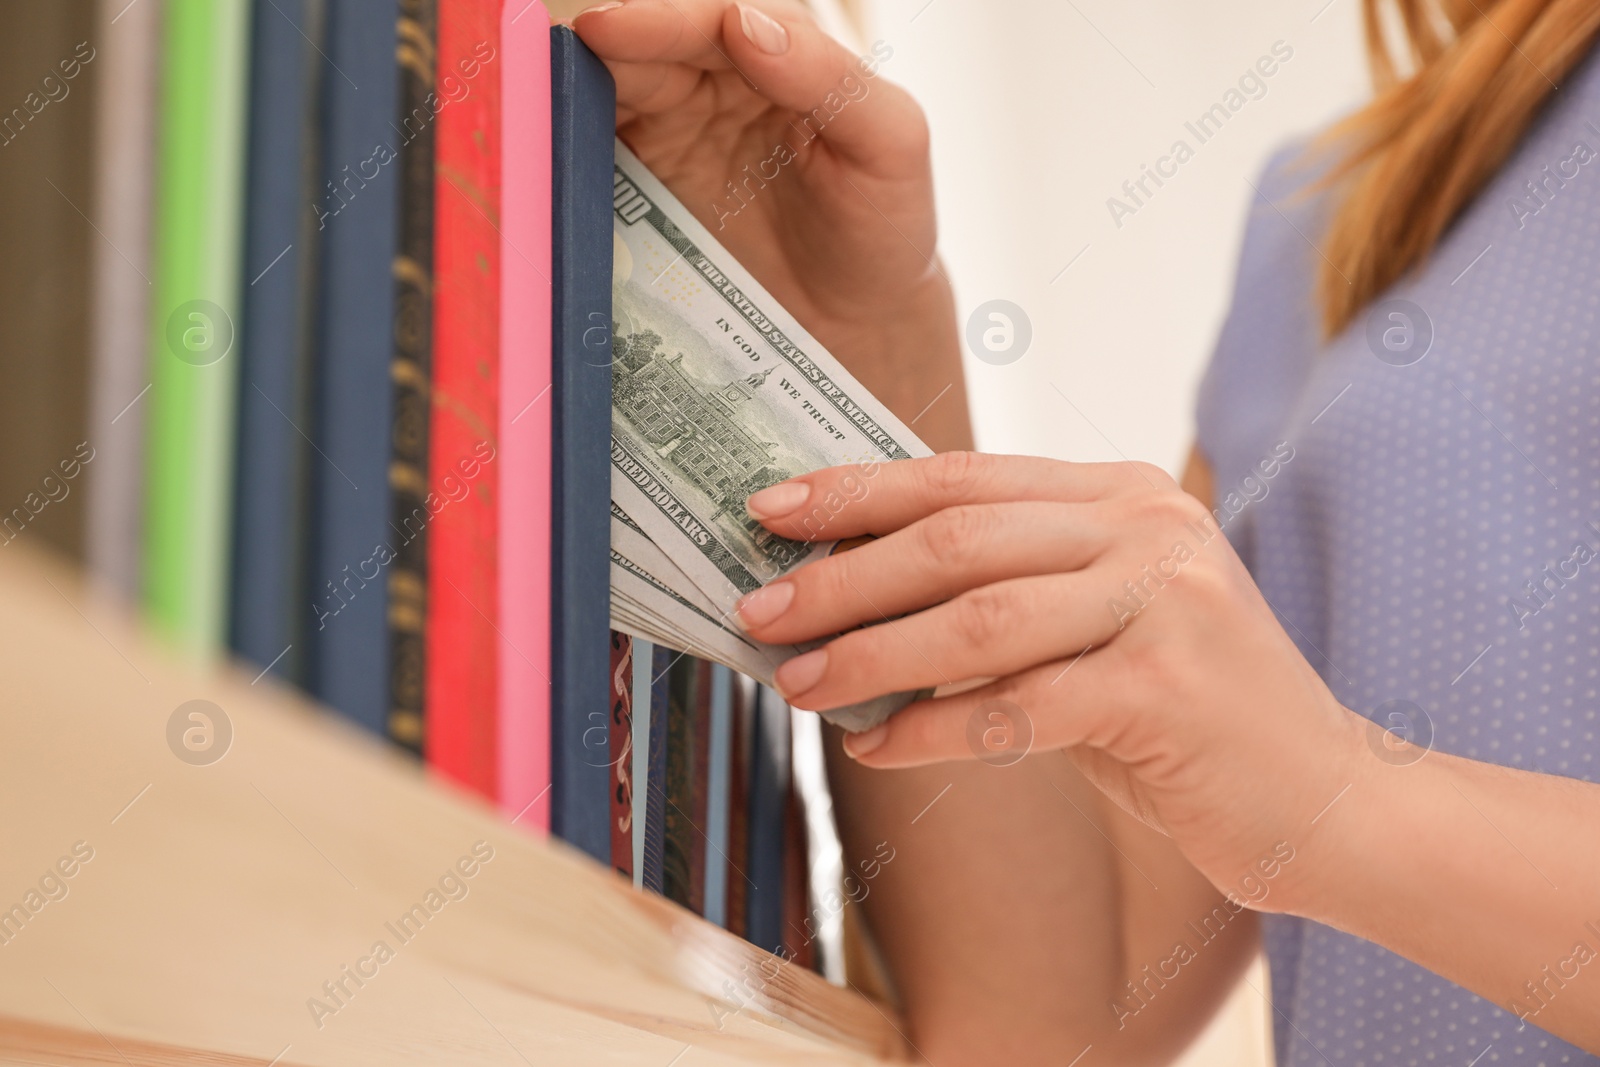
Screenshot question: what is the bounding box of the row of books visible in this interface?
[83,0,812,962]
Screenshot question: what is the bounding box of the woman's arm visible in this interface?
[738,452,1600,1055]
[823,448,1258,1067]
[825,736,1260,1065]
[1285,737,1600,1045]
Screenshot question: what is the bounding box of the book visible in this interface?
[629,635,655,886]
[690,659,713,912]
[745,685,790,956]
[142,0,252,650]
[387,0,438,752]
[498,0,555,825]
[725,673,753,938]
[608,630,634,879]
[783,773,815,969]
[426,0,503,792]
[703,662,734,926]
[641,642,672,893]
[547,23,614,863]
[229,0,325,684]
[305,0,402,734]
[85,0,161,604]
[661,655,702,910]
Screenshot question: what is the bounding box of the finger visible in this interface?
[606,59,705,117]
[736,500,1114,643]
[747,452,1178,542]
[572,0,763,68]
[577,0,928,168]
[774,572,1124,710]
[832,656,1130,769]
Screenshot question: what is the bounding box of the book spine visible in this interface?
[387,0,437,752]
[689,658,712,914]
[702,663,734,927]
[662,656,698,909]
[608,630,634,880]
[305,0,401,735]
[782,775,814,970]
[231,0,325,686]
[496,0,553,827]
[85,0,161,603]
[629,637,654,886]
[725,674,752,937]
[548,25,615,863]
[425,0,501,790]
[641,643,672,894]
[143,0,252,650]
[745,685,790,955]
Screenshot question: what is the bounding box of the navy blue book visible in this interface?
[230,0,325,684]
[745,685,790,956]
[642,644,673,894]
[304,0,401,735]
[548,24,616,864]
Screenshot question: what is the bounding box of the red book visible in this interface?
[425,0,502,796]
[608,631,634,879]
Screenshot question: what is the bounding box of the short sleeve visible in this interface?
[1194,142,1328,563]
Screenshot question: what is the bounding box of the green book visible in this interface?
[143,0,252,650]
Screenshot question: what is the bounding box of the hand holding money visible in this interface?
[574,0,973,453]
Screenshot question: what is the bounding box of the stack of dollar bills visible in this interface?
[608,143,932,732]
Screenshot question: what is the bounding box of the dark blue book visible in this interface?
[642,644,673,894]
[230,0,326,684]
[746,685,790,956]
[304,0,401,735]
[548,24,616,864]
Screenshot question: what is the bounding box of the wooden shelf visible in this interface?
[0,546,906,1065]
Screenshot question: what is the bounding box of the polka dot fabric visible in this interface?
[1195,50,1600,1067]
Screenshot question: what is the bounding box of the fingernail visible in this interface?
[738,4,790,55]
[575,0,622,18]
[747,480,809,519]
[844,725,888,759]
[774,649,827,699]
[735,581,795,630]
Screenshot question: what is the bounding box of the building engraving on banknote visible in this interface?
[614,166,916,464]
[614,323,802,553]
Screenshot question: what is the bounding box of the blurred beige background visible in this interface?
[845,0,1368,472]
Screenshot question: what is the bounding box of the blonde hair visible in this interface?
[1316,0,1600,337]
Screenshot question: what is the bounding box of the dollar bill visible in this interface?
[610,504,783,679]
[608,141,935,731]
[610,140,931,609]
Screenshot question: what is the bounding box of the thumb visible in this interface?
[574,0,925,174]
[840,655,1128,770]
[720,3,926,173]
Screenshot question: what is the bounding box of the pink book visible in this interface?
[499,0,554,829]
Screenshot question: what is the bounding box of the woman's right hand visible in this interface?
[574,0,969,446]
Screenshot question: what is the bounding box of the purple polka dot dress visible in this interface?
[1195,50,1600,1067]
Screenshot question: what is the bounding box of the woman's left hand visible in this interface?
[736,451,1370,903]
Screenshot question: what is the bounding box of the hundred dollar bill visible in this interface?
[610,505,782,678]
[610,141,935,731]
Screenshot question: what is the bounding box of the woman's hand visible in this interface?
[574,0,971,449]
[734,452,1369,904]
